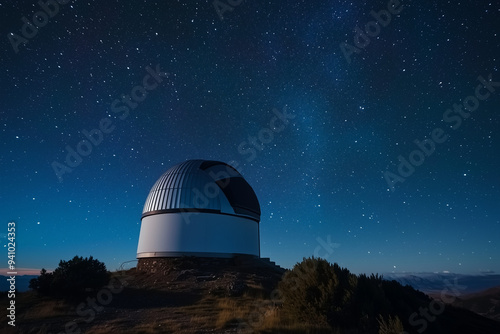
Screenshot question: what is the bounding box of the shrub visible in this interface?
[28,268,53,295]
[29,256,109,300]
[377,314,405,334]
[353,274,391,319]
[278,257,357,327]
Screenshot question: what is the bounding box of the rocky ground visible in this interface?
[3,257,287,334]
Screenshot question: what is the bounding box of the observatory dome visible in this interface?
[137,160,261,259]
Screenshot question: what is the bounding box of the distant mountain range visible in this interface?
[451,286,500,322]
[4,263,500,333]
[383,272,500,295]
[3,272,500,295]
[381,272,500,322]
[0,275,37,292]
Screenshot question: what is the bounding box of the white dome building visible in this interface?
[136,160,261,260]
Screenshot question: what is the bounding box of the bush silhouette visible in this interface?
[28,268,53,295]
[352,274,391,323]
[278,257,357,327]
[29,256,109,300]
[277,257,417,332]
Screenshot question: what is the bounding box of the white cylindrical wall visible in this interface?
[137,212,259,258]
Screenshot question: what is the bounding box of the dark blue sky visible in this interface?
[1,1,499,275]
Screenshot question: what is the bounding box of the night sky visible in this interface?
[1,1,499,276]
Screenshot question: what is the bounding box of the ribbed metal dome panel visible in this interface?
[142,160,221,214]
[138,159,261,259]
[142,159,261,221]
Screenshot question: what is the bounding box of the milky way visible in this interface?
[1,1,499,274]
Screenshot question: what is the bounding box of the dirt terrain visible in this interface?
[3,257,287,334]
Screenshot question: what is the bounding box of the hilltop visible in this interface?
[3,256,287,334]
[2,257,500,334]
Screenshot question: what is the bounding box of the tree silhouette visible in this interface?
[29,255,109,300]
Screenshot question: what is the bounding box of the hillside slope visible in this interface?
[3,257,500,334]
[451,286,500,322]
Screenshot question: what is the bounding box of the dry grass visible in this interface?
[21,297,71,320]
[9,266,339,334]
[88,321,176,334]
[129,321,175,334]
[11,290,338,334]
[256,307,281,329]
[215,297,249,328]
[251,308,336,334]
[243,283,268,299]
[7,291,72,323]
[77,314,189,334]
[212,295,335,333]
